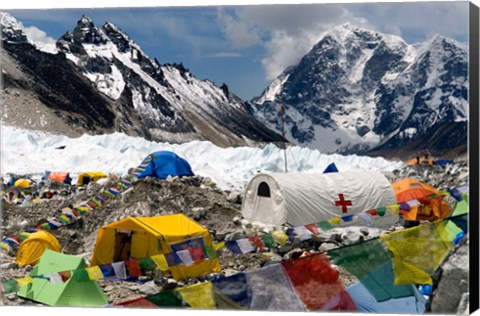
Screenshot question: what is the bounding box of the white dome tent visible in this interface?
[241,170,398,227]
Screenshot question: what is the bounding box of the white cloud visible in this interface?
[218,4,373,80]
[23,26,56,45]
[208,52,243,58]
[217,8,261,48]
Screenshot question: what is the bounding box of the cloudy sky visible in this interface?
[2,1,471,100]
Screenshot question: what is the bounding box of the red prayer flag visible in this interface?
[188,247,205,262]
[115,297,158,307]
[125,259,142,277]
[320,290,357,311]
[248,236,266,251]
[305,224,320,235]
[281,253,344,310]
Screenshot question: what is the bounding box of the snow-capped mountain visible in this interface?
[1,13,285,147]
[250,23,468,156]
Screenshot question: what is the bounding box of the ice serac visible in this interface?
[2,13,285,147]
[251,23,468,157]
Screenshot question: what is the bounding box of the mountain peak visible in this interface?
[0,12,20,28]
[0,11,28,43]
[78,15,94,27]
[326,23,380,44]
[69,15,107,45]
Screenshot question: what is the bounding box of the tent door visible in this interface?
[114,232,132,262]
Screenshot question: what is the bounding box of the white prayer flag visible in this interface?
[294,226,312,241]
[236,238,256,254]
[357,212,373,226]
[176,250,194,266]
[112,262,127,279]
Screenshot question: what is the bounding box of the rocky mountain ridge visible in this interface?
[1,13,285,148]
[250,23,468,157]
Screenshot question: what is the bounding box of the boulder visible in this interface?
[138,280,159,295]
[18,220,29,230]
[0,262,17,269]
[232,216,242,225]
[456,293,469,315]
[226,191,241,204]
[121,187,135,204]
[222,268,239,277]
[341,230,363,246]
[430,239,469,314]
[190,207,206,220]
[318,242,337,252]
[225,230,245,241]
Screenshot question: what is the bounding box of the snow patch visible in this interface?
[84,65,125,100]
[0,125,403,190]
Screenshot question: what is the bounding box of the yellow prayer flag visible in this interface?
[328,217,342,225]
[176,281,216,309]
[151,254,169,271]
[59,215,70,223]
[380,221,453,285]
[85,266,104,280]
[16,277,32,288]
[76,206,90,213]
[1,243,11,251]
[386,204,400,215]
[272,230,289,246]
[214,242,225,251]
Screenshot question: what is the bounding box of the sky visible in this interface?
[0,1,472,100]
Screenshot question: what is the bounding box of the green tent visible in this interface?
[452,199,468,217]
[17,249,108,307]
[450,198,468,233]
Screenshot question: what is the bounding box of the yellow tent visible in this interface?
[90,214,221,280]
[16,231,61,266]
[77,171,107,186]
[14,178,31,188]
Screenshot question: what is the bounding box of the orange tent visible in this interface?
[406,158,435,166]
[392,178,451,221]
[48,172,72,185]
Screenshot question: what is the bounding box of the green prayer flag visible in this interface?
[139,257,156,270]
[327,238,391,280]
[18,233,30,241]
[317,221,334,230]
[204,245,217,259]
[1,279,20,294]
[360,261,415,302]
[58,217,70,225]
[146,291,187,307]
[41,223,51,230]
[377,207,386,217]
[260,234,276,248]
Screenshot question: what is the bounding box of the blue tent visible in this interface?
[133,151,194,179]
[346,282,426,314]
[436,159,454,167]
[323,163,339,173]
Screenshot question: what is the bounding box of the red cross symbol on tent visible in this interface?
[335,194,352,213]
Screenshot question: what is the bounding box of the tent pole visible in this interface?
[279,102,288,173]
